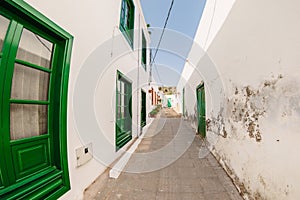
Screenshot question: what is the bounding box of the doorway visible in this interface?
[141,90,146,127]
[196,83,206,137]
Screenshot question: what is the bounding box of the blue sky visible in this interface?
[140,0,206,86]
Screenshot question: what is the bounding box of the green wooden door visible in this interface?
[167,98,172,108]
[182,87,185,116]
[141,90,146,127]
[196,84,206,137]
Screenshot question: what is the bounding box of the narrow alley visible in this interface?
[1,1,300,199]
[84,108,243,200]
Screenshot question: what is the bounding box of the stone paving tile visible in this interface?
[203,192,232,200]
[200,177,226,194]
[178,178,204,193]
[159,166,179,178]
[157,177,180,193]
[156,192,204,200]
[106,190,157,200]
[86,108,243,200]
[193,158,212,167]
[207,154,221,167]
[172,158,195,168]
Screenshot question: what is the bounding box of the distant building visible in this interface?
[158,86,177,95]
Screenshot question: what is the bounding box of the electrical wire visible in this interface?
[153,60,164,86]
[150,0,174,65]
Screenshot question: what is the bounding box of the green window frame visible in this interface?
[0,1,73,199]
[119,0,135,49]
[116,71,132,151]
[141,31,147,70]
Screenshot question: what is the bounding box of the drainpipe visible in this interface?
[137,14,141,138]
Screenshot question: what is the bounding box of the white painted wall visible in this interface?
[177,0,235,93]
[24,0,151,199]
[179,0,300,199]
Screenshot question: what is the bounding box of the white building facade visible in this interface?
[0,0,154,199]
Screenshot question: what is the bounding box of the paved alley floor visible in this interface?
[84,108,243,200]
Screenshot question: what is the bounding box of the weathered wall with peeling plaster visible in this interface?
[179,0,300,199]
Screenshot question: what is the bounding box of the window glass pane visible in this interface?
[117,80,121,93]
[116,78,131,121]
[11,63,50,101]
[121,81,125,94]
[124,83,128,94]
[10,104,48,140]
[117,106,121,118]
[124,94,128,106]
[117,92,121,107]
[0,15,10,52]
[142,32,147,66]
[121,0,126,20]
[121,106,125,118]
[124,2,129,28]
[121,94,125,107]
[16,28,53,69]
